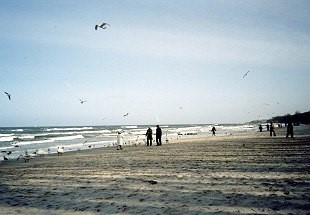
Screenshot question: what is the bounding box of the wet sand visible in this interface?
[0,126,309,214]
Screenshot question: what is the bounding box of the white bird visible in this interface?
[123,113,129,117]
[1,151,12,155]
[95,22,110,30]
[35,149,45,156]
[79,99,87,104]
[57,147,64,156]
[4,92,11,100]
[243,71,250,78]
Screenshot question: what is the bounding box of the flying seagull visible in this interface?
[79,99,87,104]
[95,22,110,30]
[4,92,11,100]
[243,71,250,78]
[123,113,129,117]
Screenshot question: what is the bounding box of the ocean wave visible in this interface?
[45,127,93,132]
[10,129,24,132]
[18,135,36,140]
[0,134,14,137]
[122,126,138,129]
[0,136,15,142]
[50,134,84,141]
[12,139,55,146]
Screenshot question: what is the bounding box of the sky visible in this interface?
[1,0,310,127]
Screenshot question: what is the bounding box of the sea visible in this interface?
[0,124,258,161]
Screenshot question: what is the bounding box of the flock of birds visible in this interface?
[2,19,251,125]
[3,69,250,119]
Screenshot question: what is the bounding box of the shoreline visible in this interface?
[1,128,310,214]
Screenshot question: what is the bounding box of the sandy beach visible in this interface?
[0,126,309,215]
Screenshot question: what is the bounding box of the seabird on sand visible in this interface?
[1,150,12,155]
[95,22,110,30]
[4,92,11,100]
[17,155,33,162]
[57,147,64,156]
[243,71,250,78]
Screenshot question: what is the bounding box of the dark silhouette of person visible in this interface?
[146,127,153,146]
[266,124,270,131]
[270,122,276,137]
[259,125,263,132]
[156,125,162,146]
[286,122,294,138]
[211,126,216,136]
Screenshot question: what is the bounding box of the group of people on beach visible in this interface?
[145,125,162,146]
[259,122,294,138]
[116,125,163,150]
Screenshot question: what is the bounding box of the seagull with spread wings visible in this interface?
[95,22,110,30]
[243,71,250,78]
[79,99,87,104]
[4,92,11,100]
[123,113,129,117]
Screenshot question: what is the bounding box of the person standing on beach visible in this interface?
[259,125,263,132]
[266,123,270,131]
[211,126,216,136]
[270,122,276,137]
[286,122,294,138]
[116,131,123,150]
[146,127,153,146]
[156,125,162,146]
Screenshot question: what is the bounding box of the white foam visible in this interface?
[45,127,93,131]
[19,135,35,140]
[13,139,55,145]
[0,136,15,142]
[50,134,84,141]
[10,129,24,132]
[0,134,14,137]
[122,125,138,129]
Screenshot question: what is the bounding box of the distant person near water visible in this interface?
[146,127,153,146]
[266,124,270,131]
[156,125,162,146]
[259,125,263,132]
[211,126,216,136]
[286,122,294,138]
[270,122,276,137]
[116,131,123,150]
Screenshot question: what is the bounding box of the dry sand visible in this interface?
[0,126,309,215]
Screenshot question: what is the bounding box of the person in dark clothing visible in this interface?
[266,124,270,131]
[211,126,216,136]
[259,125,263,132]
[286,122,294,138]
[156,125,162,146]
[146,127,153,146]
[270,122,276,137]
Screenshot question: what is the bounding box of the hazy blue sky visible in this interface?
[1,0,309,127]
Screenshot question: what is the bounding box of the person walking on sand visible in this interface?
[146,127,153,146]
[266,123,270,131]
[211,126,216,136]
[286,122,294,138]
[156,125,162,146]
[259,125,263,132]
[270,122,276,137]
[116,131,123,150]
